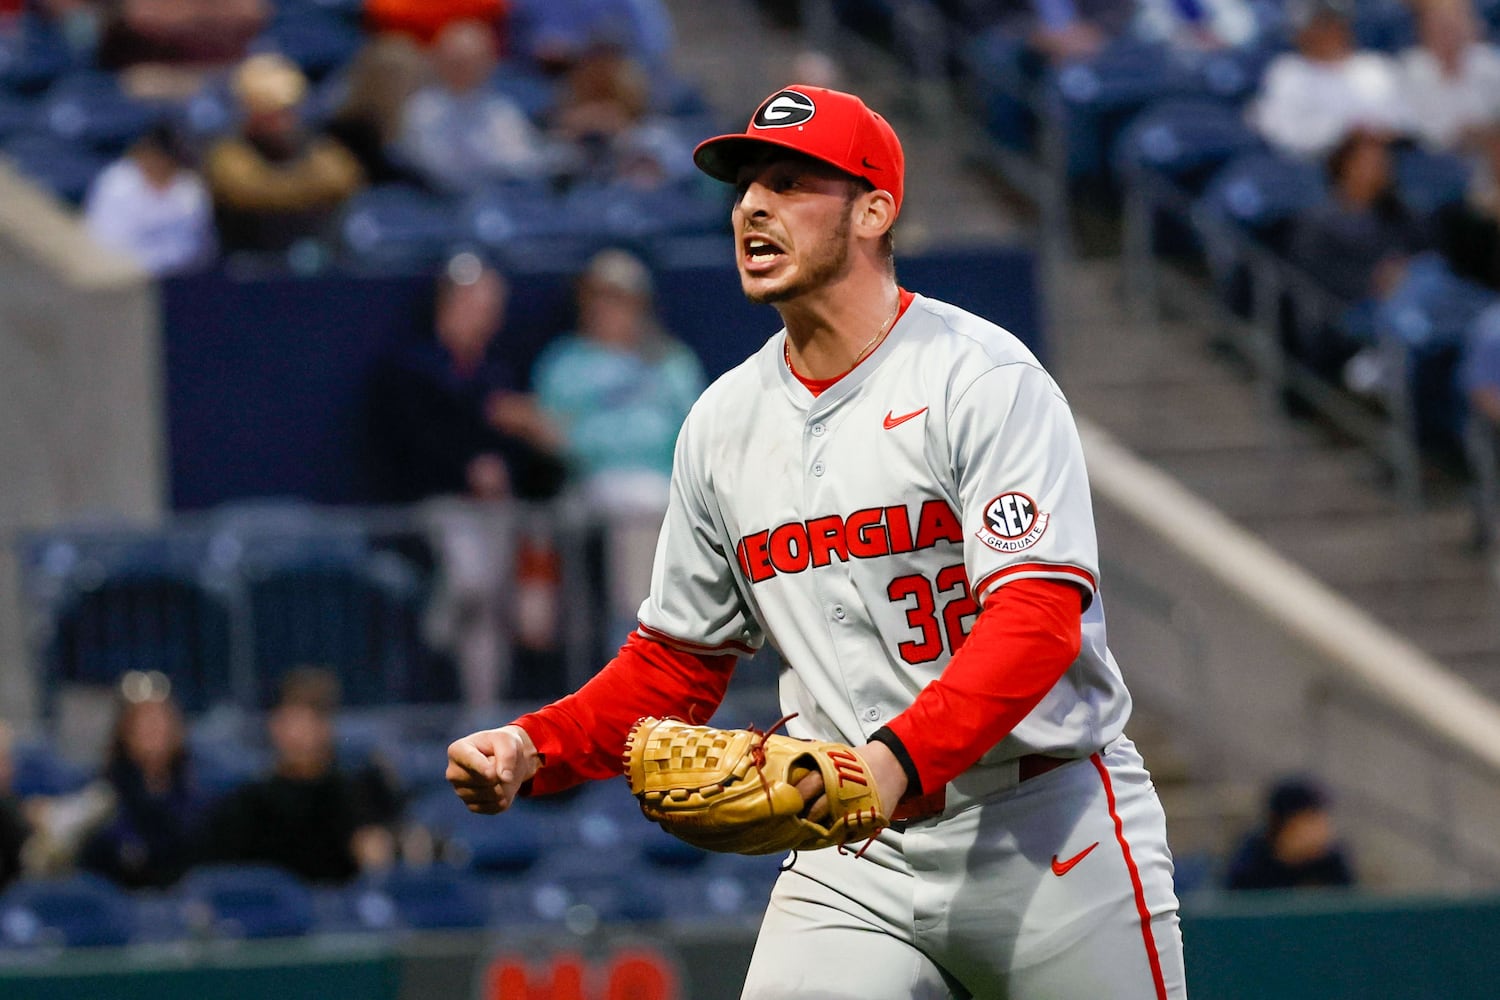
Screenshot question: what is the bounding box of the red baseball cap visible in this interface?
[694,85,905,217]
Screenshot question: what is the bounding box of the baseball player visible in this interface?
[448,84,1187,999]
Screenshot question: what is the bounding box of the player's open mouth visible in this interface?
[742,236,786,272]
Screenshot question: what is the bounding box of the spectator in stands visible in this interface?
[1250,0,1405,160]
[1398,0,1500,154]
[1289,128,1430,382]
[323,34,432,188]
[1226,776,1355,890]
[77,676,208,889]
[366,252,566,705]
[551,47,695,190]
[365,0,510,47]
[97,0,269,100]
[532,248,703,648]
[395,18,553,195]
[206,667,401,884]
[0,720,32,891]
[1436,128,1500,290]
[367,252,565,504]
[206,53,365,257]
[82,121,216,277]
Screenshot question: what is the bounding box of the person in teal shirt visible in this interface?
[532,248,706,650]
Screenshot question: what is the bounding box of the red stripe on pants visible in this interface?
[1091,752,1169,1000]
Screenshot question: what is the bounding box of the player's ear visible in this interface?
[853,189,897,241]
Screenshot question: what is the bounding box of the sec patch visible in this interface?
[977,492,1049,553]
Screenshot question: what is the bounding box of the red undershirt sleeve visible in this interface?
[509,631,736,796]
[874,577,1084,797]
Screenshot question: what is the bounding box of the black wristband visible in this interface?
[870,726,922,797]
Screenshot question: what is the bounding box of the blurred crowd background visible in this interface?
[0,0,1496,974]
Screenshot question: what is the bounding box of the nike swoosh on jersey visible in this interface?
[1050,841,1099,877]
[883,407,928,429]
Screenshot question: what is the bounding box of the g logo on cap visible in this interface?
[753,90,816,129]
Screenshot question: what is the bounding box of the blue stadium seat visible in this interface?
[0,18,77,95]
[412,787,549,874]
[1048,40,1202,181]
[1393,146,1471,220]
[522,862,667,926]
[0,91,41,142]
[240,548,429,708]
[0,873,135,949]
[1115,98,1264,193]
[11,740,92,797]
[253,10,364,82]
[347,863,490,931]
[41,72,157,154]
[961,25,1038,153]
[1192,40,1285,105]
[340,184,469,271]
[177,864,317,940]
[1194,148,1327,252]
[1193,149,1328,317]
[0,132,110,204]
[40,555,235,714]
[1352,0,1417,52]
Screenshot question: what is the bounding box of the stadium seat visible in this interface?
[0,18,76,95]
[1192,40,1285,106]
[1047,40,1202,182]
[240,548,429,708]
[1352,0,1418,52]
[10,740,92,797]
[347,863,490,931]
[522,861,667,926]
[1115,98,1265,194]
[1193,149,1328,319]
[0,873,135,949]
[0,132,110,205]
[1393,146,1471,221]
[411,787,549,874]
[254,10,365,82]
[41,72,157,154]
[0,91,41,143]
[340,184,469,272]
[39,551,236,714]
[177,864,317,940]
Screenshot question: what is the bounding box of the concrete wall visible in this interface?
[0,163,162,724]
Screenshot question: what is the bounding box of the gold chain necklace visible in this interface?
[785,295,901,380]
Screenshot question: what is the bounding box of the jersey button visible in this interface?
[812,462,825,477]
[811,423,826,436]
[863,707,881,722]
[832,605,846,621]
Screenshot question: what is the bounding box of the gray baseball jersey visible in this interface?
[636,292,1132,760]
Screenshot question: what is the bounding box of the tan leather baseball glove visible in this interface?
[622,716,888,856]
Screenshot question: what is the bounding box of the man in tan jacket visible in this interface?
[207,53,364,256]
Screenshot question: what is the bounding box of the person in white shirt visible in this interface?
[1250,0,1406,160]
[396,18,554,194]
[1397,0,1500,153]
[83,123,216,276]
